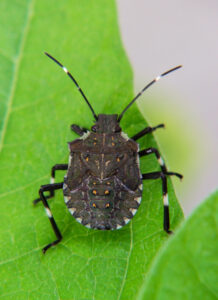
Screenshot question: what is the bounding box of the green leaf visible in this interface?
[0,1,183,299]
[137,190,218,300]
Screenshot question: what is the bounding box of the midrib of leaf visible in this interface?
[0,0,35,153]
[118,222,133,299]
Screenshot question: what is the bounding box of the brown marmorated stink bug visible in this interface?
[34,52,183,253]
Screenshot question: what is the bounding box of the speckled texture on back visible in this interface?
[63,129,142,230]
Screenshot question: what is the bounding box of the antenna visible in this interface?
[45,52,98,121]
[118,65,182,122]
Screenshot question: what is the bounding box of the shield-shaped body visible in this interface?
[63,115,142,230]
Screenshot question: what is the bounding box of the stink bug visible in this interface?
[34,52,183,253]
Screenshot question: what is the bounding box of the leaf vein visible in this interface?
[0,0,35,153]
[117,222,133,300]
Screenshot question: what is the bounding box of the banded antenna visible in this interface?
[45,52,98,121]
[118,65,182,122]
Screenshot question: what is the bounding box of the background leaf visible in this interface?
[0,1,183,299]
[137,190,218,300]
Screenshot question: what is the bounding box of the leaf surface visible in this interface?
[0,1,183,299]
[137,190,218,300]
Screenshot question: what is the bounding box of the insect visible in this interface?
[34,52,183,253]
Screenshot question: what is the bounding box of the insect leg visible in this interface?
[139,147,183,177]
[38,182,63,253]
[70,124,88,136]
[142,171,181,233]
[131,124,164,141]
[33,164,68,205]
[50,164,68,184]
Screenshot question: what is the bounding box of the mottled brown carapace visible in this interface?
[63,114,142,230]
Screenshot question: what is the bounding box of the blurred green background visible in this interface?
[117,0,218,215]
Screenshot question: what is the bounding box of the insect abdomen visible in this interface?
[64,130,142,230]
[64,174,142,230]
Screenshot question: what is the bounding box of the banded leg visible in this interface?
[39,182,63,253]
[142,171,182,233]
[33,164,68,205]
[140,147,182,232]
[71,124,88,136]
[131,124,164,141]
